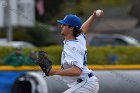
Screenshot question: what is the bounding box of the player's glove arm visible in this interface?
[52,65,82,76]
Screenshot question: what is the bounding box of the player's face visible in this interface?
[60,24,73,37]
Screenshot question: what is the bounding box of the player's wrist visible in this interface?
[92,11,97,17]
[49,70,58,75]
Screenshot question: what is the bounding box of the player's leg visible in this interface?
[63,76,99,93]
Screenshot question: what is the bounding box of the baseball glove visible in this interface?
[37,50,52,76]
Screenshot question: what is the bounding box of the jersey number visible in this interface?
[83,51,87,66]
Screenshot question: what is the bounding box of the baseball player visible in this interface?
[48,10,104,93]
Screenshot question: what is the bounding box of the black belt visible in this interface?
[77,73,94,83]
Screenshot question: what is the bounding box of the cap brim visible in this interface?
[57,20,67,25]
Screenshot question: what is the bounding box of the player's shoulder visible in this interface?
[77,32,86,40]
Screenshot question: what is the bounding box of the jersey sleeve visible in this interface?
[76,33,86,47]
[63,44,84,70]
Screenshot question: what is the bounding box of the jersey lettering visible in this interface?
[83,51,87,66]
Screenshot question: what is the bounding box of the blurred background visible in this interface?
[0,0,140,93]
[0,0,140,47]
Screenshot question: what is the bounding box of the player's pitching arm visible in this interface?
[81,10,104,34]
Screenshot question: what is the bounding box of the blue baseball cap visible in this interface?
[57,14,82,29]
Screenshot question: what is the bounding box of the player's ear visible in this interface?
[68,26,74,31]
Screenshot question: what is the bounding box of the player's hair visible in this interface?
[68,26,82,37]
[73,27,82,37]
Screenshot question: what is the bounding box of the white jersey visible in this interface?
[61,33,93,87]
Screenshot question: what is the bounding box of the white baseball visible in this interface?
[96,9,103,16]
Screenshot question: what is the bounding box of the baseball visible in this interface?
[96,9,103,16]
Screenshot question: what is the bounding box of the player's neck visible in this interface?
[64,35,75,40]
